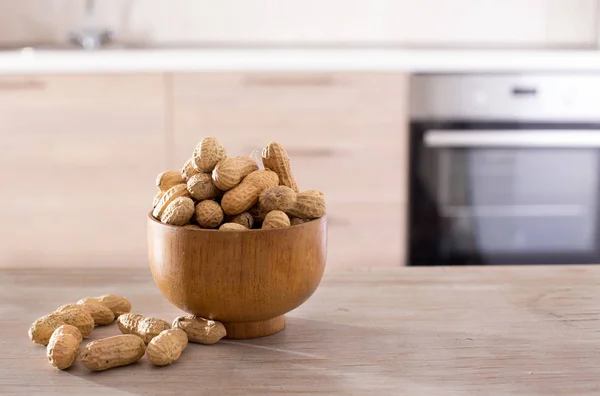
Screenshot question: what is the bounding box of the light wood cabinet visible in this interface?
[0,74,166,267]
[172,72,409,267]
[0,71,409,269]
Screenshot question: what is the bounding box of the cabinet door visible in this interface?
[0,75,166,267]
[172,72,408,267]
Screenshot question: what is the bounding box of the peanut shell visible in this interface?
[117,313,143,335]
[287,190,326,219]
[187,173,222,201]
[219,223,248,231]
[46,325,82,370]
[77,294,131,317]
[290,217,310,226]
[56,304,88,315]
[262,210,291,229]
[117,313,171,344]
[146,328,188,366]
[230,212,254,228]
[160,196,195,226]
[57,303,115,326]
[181,157,201,181]
[248,203,268,224]
[195,200,224,228]
[152,184,191,219]
[212,156,258,191]
[221,170,279,215]
[156,170,185,192]
[77,302,115,325]
[153,191,164,208]
[29,313,66,346]
[80,335,146,371]
[172,315,226,345]
[262,142,299,192]
[192,137,227,172]
[56,309,94,338]
[259,186,297,212]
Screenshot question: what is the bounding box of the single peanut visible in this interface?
[57,303,115,326]
[221,170,279,215]
[160,196,195,226]
[156,170,185,192]
[46,325,82,370]
[117,313,171,344]
[152,184,191,219]
[29,313,66,346]
[262,142,299,192]
[28,308,93,346]
[230,212,254,228]
[77,294,132,318]
[146,328,188,366]
[212,156,258,191]
[172,315,226,345]
[287,190,326,219]
[219,223,248,231]
[259,186,297,212]
[290,217,310,226]
[80,335,146,371]
[187,173,222,201]
[195,200,224,228]
[262,210,291,229]
[193,137,227,172]
[181,157,201,181]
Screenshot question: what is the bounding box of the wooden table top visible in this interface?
[1,266,600,395]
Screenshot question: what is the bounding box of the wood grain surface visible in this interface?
[1,266,600,395]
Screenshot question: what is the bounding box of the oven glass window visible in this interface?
[435,148,598,254]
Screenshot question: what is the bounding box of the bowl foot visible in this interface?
[223,315,286,339]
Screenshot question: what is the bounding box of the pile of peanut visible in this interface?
[29,295,225,371]
[152,138,326,229]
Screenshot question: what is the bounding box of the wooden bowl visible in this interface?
[147,214,327,339]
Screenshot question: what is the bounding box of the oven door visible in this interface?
[408,122,600,265]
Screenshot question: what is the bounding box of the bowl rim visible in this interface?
[148,212,325,232]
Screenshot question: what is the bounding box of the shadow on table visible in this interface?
[66,317,411,395]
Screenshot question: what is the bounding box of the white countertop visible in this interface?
[3,48,600,74]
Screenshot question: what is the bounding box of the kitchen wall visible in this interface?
[0,0,597,48]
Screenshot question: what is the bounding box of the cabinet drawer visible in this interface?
[173,72,408,128]
[290,143,404,203]
[325,202,406,268]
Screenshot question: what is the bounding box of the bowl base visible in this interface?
[223,315,286,339]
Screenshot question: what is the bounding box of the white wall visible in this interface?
[0,0,597,48]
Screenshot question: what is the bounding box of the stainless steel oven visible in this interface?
[408,74,600,265]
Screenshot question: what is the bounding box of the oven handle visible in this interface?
[424,130,600,148]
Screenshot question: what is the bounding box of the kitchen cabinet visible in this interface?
[172,72,409,267]
[0,74,166,267]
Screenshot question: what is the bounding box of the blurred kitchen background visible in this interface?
[3,0,600,269]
